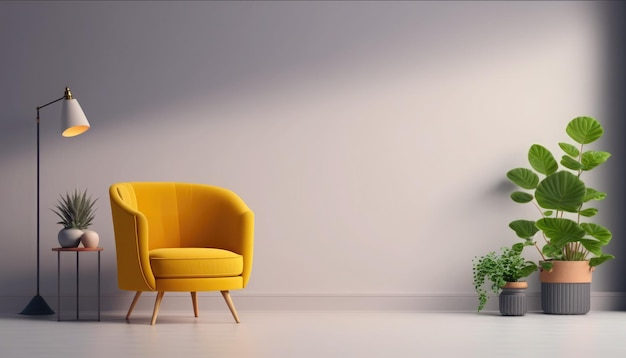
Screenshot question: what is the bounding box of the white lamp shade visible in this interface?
[61,98,90,137]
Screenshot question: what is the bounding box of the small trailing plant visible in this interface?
[472,243,537,312]
[51,188,98,229]
[506,116,614,270]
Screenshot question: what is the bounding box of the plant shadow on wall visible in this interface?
[506,116,613,315]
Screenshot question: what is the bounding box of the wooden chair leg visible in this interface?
[191,292,199,317]
[151,291,165,325]
[221,290,240,323]
[126,291,142,320]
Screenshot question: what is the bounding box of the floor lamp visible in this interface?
[20,87,90,315]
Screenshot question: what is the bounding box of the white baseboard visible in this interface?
[2,292,625,314]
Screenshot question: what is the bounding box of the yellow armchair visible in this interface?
[109,182,254,324]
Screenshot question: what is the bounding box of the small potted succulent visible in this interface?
[472,243,537,315]
[51,188,98,248]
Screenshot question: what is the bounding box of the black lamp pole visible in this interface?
[20,95,68,315]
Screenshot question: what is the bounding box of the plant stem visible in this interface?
[535,242,546,261]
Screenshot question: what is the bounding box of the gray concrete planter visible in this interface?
[57,228,83,248]
[540,261,593,315]
[499,281,527,316]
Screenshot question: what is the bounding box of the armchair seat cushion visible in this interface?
[150,248,243,279]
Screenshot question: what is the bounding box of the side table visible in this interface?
[52,247,103,321]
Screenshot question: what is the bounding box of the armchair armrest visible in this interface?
[109,184,156,291]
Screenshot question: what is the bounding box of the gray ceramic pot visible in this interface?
[57,228,83,248]
[540,261,592,315]
[499,282,528,316]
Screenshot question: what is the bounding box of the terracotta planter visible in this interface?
[499,281,528,316]
[540,261,594,315]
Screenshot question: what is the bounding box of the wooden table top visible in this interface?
[52,247,103,252]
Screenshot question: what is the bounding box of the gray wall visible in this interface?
[1,1,623,313]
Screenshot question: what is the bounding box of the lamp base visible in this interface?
[20,295,55,315]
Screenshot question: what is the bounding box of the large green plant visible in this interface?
[506,116,614,269]
[472,243,537,312]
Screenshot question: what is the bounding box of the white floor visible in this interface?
[1,310,626,357]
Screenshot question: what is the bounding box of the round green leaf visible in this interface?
[509,220,539,239]
[584,188,607,202]
[566,116,604,144]
[579,239,603,256]
[590,254,615,267]
[536,217,586,248]
[535,171,586,212]
[518,262,538,278]
[581,151,611,171]
[528,144,558,175]
[580,223,612,244]
[540,260,555,270]
[506,168,539,190]
[510,191,533,203]
[542,244,563,260]
[560,156,583,171]
[579,208,598,217]
[559,142,579,157]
